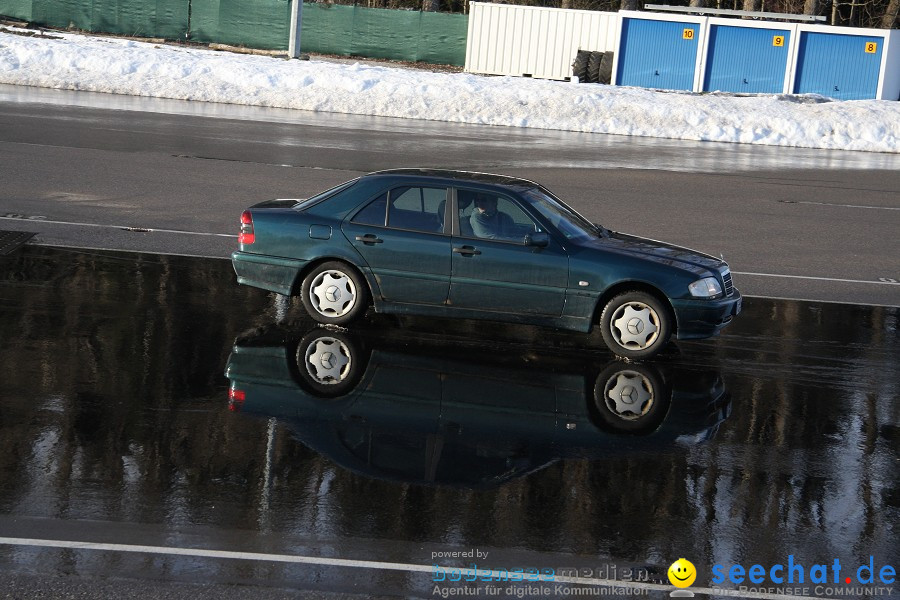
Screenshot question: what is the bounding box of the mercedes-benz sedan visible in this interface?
[231,169,742,359]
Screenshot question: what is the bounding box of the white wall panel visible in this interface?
[465,2,618,80]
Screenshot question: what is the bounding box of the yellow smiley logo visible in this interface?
[668,558,697,588]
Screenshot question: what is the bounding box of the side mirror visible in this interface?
[525,231,550,248]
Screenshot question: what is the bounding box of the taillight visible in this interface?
[239,211,255,245]
[228,388,246,412]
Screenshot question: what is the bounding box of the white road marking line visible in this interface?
[0,216,235,238]
[786,201,900,211]
[4,216,897,290]
[733,272,900,286]
[0,537,843,600]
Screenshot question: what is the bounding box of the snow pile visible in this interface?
[1,25,899,153]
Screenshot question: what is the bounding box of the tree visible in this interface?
[743,0,762,11]
[881,0,900,27]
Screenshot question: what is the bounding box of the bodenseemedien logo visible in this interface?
[668,558,696,598]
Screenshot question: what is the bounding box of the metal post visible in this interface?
[289,0,303,59]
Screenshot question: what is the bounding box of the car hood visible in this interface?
[597,231,726,273]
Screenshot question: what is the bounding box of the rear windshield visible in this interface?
[294,178,359,211]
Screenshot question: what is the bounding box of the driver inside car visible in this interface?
[469,194,516,240]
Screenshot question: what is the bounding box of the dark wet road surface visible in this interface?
[0,246,897,599]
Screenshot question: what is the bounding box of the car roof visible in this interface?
[364,169,539,189]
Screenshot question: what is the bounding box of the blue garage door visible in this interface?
[617,18,700,91]
[703,26,790,94]
[793,32,883,100]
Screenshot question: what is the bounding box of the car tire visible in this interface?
[599,291,672,360]
[572,50,590,82]
[598,51,614,85]
[587,51,603,84]
[591,361,671,434]
[300,261,368,326]
[295,329,365,398]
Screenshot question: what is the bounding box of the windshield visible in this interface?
[294,178,359,211]
[519,187,601,242]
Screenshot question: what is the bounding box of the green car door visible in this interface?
[449,189,569,316]
[343,186,452,305]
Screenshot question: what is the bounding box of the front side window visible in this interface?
[519,187,599,242]
[457,189,540,242]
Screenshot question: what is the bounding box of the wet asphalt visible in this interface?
[0,246,896,598]
[1,84,899,306]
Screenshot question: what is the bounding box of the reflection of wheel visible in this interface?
[599,291,672,360]
[295,330,364,397]
[300,261,368,326]
[591,362,670,433]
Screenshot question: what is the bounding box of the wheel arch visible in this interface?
[289,256,380,306]
[590,281,678,336]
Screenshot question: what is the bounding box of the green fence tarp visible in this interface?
[298,3,352,56]
[415,10,467,65]
[0,0,467,65]
[190,0,291,50]
[31,0,91,30]
[1,0,189,38]
[300,4,467,66]
[89,0,189,39]
[0,0,32,21]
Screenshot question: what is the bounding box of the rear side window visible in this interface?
[351,193,388,226]
[352,187,448,234]
[387,187,447,233]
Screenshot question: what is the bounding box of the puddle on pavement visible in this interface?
[0,246,897,592]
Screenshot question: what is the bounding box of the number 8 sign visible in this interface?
[865,42,878,54]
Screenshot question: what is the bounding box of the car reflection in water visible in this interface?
[225,323,731,489]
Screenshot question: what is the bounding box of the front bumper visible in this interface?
[671,288,743,340]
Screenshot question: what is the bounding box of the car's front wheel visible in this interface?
[599,291,672,360]
[300,261,368,326]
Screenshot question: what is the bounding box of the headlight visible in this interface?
[689,277,723,298]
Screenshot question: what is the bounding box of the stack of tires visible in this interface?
[572,49,614,84]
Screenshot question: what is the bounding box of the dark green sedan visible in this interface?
[232,169,742,359]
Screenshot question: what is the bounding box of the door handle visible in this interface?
[355,234,383,244]
[453,246,481,256]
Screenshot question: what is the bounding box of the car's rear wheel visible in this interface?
[301,261,368,325]
[599,291,672,360]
